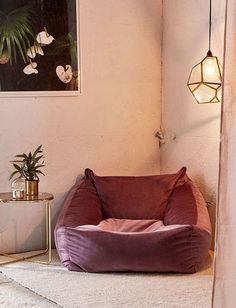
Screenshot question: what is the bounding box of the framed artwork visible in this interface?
[0,0,81,96]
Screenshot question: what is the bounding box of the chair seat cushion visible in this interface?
[66,219,209,273]
[77,218,187,233]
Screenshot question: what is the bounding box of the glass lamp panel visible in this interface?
[188,62,202,84]
[193,83,216,104]
[202,57,222,83]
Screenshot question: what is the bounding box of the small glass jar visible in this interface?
[11,178,25,199]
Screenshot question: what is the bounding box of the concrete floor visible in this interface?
[0,272,59,308]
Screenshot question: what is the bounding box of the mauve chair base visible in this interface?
[54,168,212,274]
[56,224,210,274]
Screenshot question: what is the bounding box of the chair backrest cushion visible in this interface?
[85,167,186,220]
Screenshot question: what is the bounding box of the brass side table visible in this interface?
[0,192,54,266]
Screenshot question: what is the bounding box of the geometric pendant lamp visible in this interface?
[187,0,222,104]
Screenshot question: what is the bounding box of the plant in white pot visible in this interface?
[9,145,45,196]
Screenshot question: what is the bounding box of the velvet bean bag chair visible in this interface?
[55,167,211,273]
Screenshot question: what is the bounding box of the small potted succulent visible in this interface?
[9,145,45,196]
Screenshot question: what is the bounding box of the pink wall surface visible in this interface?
[213,1,236,305]
[161,0,225,248]
[0,0,162,250]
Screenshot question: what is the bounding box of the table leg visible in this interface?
[47,200,52,263]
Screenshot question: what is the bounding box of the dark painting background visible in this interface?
[0,0,79,92]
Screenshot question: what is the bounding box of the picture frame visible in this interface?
[0,0,81,97]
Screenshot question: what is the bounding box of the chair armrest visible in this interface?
[54,177,103,267]
[164,179,211,235]
[56,177,103,229]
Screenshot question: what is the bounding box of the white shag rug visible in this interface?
[0,272,58,308]
[0,250,213,308]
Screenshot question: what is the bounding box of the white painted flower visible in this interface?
[56,65,73,84]
[23,62,38,75]
[36,31,55,45]
[27,45,44,58]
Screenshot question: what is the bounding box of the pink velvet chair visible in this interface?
[55,167,211,273]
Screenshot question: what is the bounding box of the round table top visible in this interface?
[0,192,54,203]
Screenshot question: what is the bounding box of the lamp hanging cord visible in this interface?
[207,0,212,56]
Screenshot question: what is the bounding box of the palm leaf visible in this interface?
[36,170,45,176]
[14,35,27,62]
[11,36,17,63]
[32,145,43,160]
[13,163,23,171]
[9,170,20,181]
[6,36,12,63]
[0,36,4,56]
[35,164,45,169]
[15,153,28,158]
[33,155,44,164]
[0,6,36,64]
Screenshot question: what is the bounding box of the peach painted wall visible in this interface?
[161,0,225,244]
[0,0,162,251]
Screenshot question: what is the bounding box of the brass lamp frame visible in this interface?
[187,51,223,104]
[187,0,223,104]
